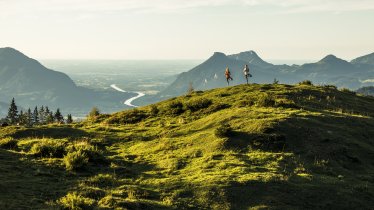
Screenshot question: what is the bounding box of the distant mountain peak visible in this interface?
[212,52,226,57]
[318,54,348,64]
[351,52,374,65]
[206,52,228,61]
[0,47,29,60]
[228,50,272,67]
[320,54,338,62]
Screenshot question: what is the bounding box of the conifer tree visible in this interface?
[33,106,39,125]
[26,108,33,126]
[6,98,18,125]
[66,114,73,124]
[39,106,45,124]
[54,108,64,124]
[44,106,50,122]
[46,112,54,124]
[18,110,27,125]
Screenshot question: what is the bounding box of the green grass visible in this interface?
[1,84,374,209]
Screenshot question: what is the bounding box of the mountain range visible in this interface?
[149,50,374,101]
[0,47,134,117]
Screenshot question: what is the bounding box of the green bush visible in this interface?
[106,109,148,124]
[255,93,276,107]
[166,101,185,115]
[84,174,118,188]
[215,123,232,138]
[149,104,159,116]
[67,141,105,163]
[63,150,89,171]
[0,138,17,150]
[58,192,95,210]
[298,80,313,86]
[340,88,355,94]
[186,98,212,112]
[204,103,231,113]
[30,139,66,158]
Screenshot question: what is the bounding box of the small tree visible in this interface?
[273,78,279,85]
[66,114,73,124]
[88,107,100,119]
[46,112,54,124]
[187,82,194,95]
[18,110,27,126]
[33,106,39,125]
[54,108,64,124]
[6,98,18,125]
[39,106,45,124]
[26,108,33,126]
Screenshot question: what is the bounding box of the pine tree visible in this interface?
[26,108,33,126]
[46,112,54,124]
[39,106,45,124]
[66,114,73,124]
[45,106,50,122]
[6,98,18,125]
[33,106,39,125]
[18,110,27,125]
[54,108,64,124]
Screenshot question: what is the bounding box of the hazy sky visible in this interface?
[1,0,374,60]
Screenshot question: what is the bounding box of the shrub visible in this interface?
[149,104,159,116]
[324,85,337,90]
[67,141,105,163]
[58,192,95,210]
[166,101,185,115]
[98,195,117,208]
[30,139,66,158]
[87,107,100,118]
[185,98,212,112]
[84,174,117,188]
[204,103,231,113]
[63,150,89,171]
[298,80,313,86]
[255,93,276,107]
[215,123,232,138]
[0,138,17,150]
[106,109,148,124]
[340,88,355,94]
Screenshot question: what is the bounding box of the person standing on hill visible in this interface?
[225,67,233,85]
[243,64,252,84]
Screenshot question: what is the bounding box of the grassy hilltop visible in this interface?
[1,83,374,209]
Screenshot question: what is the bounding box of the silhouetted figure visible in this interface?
[243,64,252,84]
[225,67,233,85]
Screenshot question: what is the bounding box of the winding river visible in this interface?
[110,84,145,108]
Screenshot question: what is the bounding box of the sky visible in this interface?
[0,0,374,61]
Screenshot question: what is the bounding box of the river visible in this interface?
[110,84,145,108]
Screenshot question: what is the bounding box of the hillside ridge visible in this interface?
[1,83,374,209]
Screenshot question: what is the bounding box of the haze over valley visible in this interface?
[1,0,374,209]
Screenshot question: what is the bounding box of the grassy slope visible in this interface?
[0,84,374,209]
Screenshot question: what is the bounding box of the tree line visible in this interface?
[2,98,73,126]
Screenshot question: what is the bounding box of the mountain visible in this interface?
[153,51,295,101]
[0,48,77,92]
[357,86,374,96]
[1,84,373,209]
[0,47,134,117]
[297,54,355,75]
[146,51,374,102]
[351,52,374,66]
[228,50,273,68]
